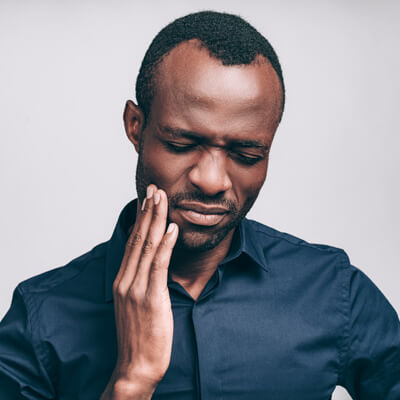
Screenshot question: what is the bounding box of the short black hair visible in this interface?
[135,10,285,124]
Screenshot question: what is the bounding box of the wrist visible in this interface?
[101,374,158,400]
[111,378,157,399]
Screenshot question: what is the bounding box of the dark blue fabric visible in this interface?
[0,199,399,399]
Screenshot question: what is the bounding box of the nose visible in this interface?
[188,148,232,196]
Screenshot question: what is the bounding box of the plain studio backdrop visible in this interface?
[1,1,399,398]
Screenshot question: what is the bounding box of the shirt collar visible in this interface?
[105,200,268,302]
[238,218,269,272]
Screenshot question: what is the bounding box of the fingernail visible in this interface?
[146,186,154,199]
[167,223,176,233]
[141,198,147,211]
[154,191,161,205]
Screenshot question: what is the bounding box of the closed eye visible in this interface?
[231,151,264,165]
[165,141,197,153]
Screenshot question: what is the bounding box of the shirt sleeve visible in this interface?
[338,264,400,399]
[0,286,54,399]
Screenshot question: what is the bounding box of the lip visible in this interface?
[177,202,229,214]
[176,202,229,227]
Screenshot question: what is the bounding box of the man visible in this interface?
[0,10,399,400]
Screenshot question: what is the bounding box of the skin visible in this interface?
[101,40,282,399]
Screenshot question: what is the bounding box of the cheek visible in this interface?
[141,142,192,190]
[231,160,268,203]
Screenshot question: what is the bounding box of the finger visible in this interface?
[147,222,179,296]
[114,185,157,291]
[133,189,169,287]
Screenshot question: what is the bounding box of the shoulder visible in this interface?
[245,218,398,316]
[244,218,350,267]
[17,241,108,301]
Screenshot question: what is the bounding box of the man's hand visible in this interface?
[101,185,179,400]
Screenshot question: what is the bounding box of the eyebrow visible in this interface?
[159,125,269,150]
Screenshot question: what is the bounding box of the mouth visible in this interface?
[175,202,229,227]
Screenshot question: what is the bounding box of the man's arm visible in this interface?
[0,185,177,400]
[101,185,178,400]
[0,287,54,399]
[338,264,400,399]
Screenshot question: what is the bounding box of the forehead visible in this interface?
[149,40,282,141]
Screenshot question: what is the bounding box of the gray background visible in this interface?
[1,1,399,398]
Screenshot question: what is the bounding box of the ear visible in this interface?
[123,100,145,153]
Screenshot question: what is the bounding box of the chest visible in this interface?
[46,273,342,400]
[154,291,340,400]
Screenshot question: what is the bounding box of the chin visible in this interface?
[174,224,234,252]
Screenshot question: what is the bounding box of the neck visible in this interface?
[169,229,235,291]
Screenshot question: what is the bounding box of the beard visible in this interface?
[167,191,255,252]
[135,150,258,252]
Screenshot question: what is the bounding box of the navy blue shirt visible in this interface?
[0,200,399,399]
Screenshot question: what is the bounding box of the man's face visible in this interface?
[132,41,282,251]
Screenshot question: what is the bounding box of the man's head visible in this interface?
[124,11,284,251]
